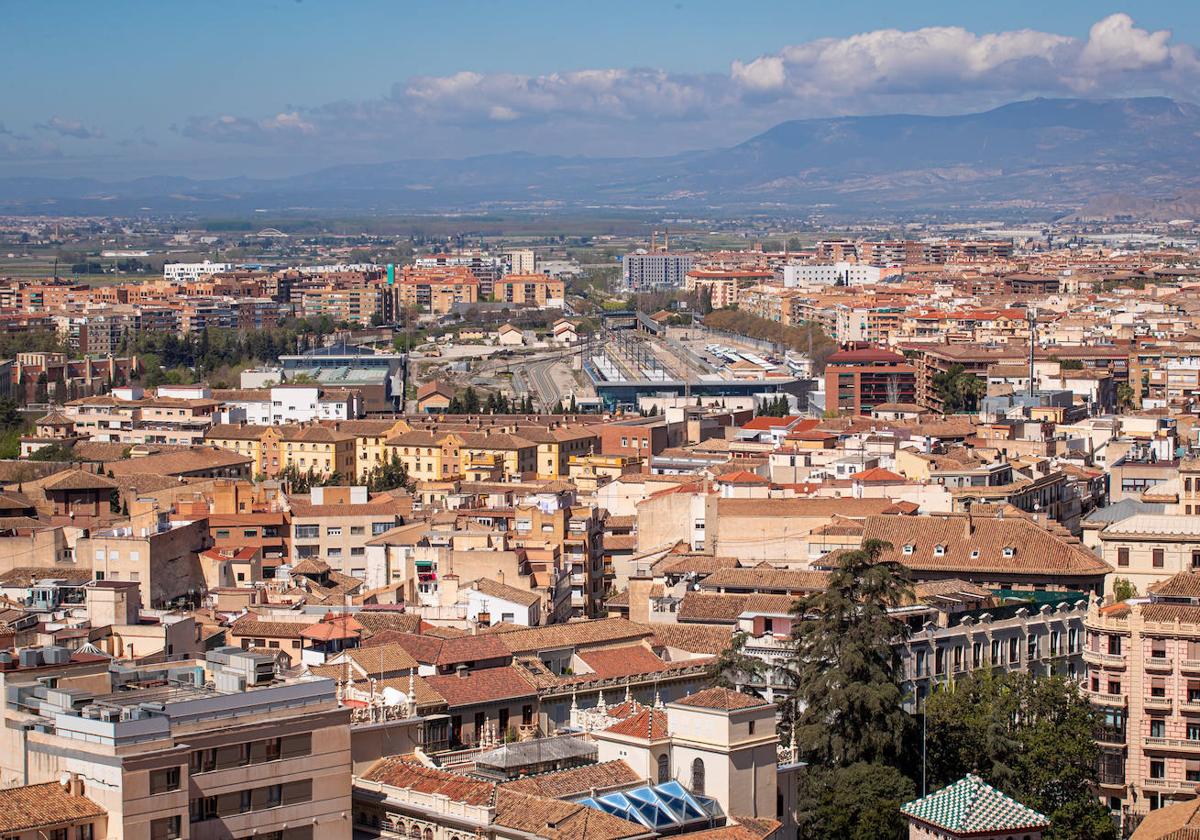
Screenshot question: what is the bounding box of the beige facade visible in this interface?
[0,649,352,840]
[1099,515,1200,597]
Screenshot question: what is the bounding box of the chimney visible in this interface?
[456,664,469,679]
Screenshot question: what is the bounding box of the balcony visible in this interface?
[1145,695,1174,712]
[1144,737,1200,752]
[1146,656,1174,673]
[1180,698,1200,714]
[1182,659,1200,675]
[1083,649,1127,669]
[1142,777,1200,793]
[1086,690,1127,708]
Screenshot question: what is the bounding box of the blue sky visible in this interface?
[3,1,1200,179]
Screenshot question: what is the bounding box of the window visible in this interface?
[150,816,181,840]
[294,524,318,539]
[1188,722,1200,741]
[933,544,945,556]
[1151,718,1166,738]
[1189,760,1200,783]
[1108,635,1122,655]
[351,526,365,535]
[243,529,257,538]
[372,522,392,536]
[1152,640,1167,659]
[902,544,914,555]
[1152,677,1166,698]
[1009,637,1020,664]
[1118,547,1129,567]
[190,796,218,823]
[690,758,706,795]
[1189,681,1200,703]
[351,547,365,557]
[327,526,342,537]
[1153,548,1165,568]
[150,766,181,794]
[1002,547,1015,558]
[215,529,230,539]
[658,754,669,784]
[1150,759,1165,780]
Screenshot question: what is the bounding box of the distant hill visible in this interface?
[4,97,1200,218]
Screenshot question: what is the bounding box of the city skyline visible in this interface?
[4,1,1200,179]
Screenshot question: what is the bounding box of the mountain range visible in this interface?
[4,97,1200,219]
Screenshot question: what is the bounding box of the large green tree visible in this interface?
[794,762,915,840]
[788,539,913,767]
[924,670,1117,840]
[932,363,987,414]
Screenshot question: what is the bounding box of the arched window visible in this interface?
[657,754,669,784]
[424,829,433,840]
[410,826,421,839]
[691,758,705,795]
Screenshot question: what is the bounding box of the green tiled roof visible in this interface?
[901,774,1049,834]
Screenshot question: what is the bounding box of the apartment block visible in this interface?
[0,646,351,840]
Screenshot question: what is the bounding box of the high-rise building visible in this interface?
[507,249,536,274]
[620,253,694,292]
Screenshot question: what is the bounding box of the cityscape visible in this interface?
[8,3,1200,840]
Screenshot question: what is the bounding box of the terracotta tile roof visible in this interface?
[339,642,419,676]
[652,553,740,576]
[487,618,652,655]
[1150,572,1200,599]
[1127,795,1200,840]
[674,686,769,711]
[698,567,830,593]
[106,447,251,477]
[606,590,630,608]
[577,645,668,679]
[354,610,423,636]
[289,558,331,576]
[468,576,541,607]
[494,787,648,840]
[43,469,117,492]
[685,820,782,840]
[230,615,307,638]
[425,664,538,708]
[851,467,907,483]
[280,425,355,443]
[717,496,910,518]
[716,470,770,485]
[0,781,106,833]
[678,592,796,623]
[643,622,731,655]
[361,758,495,805]
[602,706,669,741]
[1140,603,1200,625]
[499,760,640,799]
[860,513,1110,579]
[206,423,272,441]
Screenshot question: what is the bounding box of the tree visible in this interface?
[794,762,914,840]
[365,452,411,493]
[924,670,1117,840]
[462,387,481,414]
[932,364,986,414]
[1116,382,1136,411]
[29,442,77,462]
[1112,577,1138,601]
[709,630,767,690]
[789,539,912,767]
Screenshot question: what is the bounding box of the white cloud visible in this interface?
[176,14,1200,157]
[37,116,104,140]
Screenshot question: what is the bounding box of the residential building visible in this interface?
[0,646,351,840]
